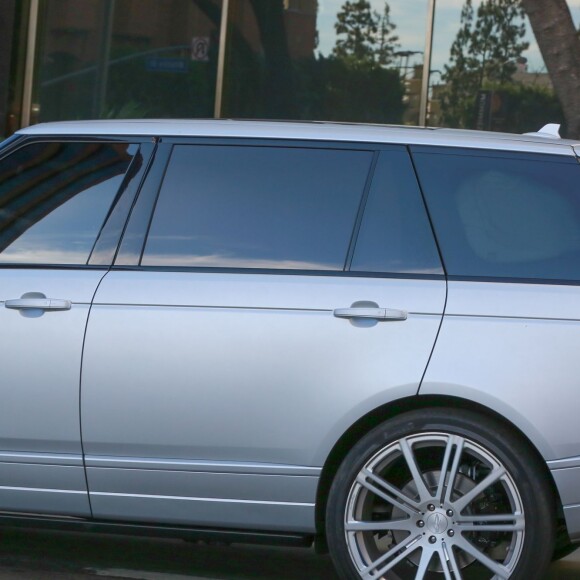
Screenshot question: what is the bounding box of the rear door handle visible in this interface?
[5,298,72,311]
[333,307,407,321]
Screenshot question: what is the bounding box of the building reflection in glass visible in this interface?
[429,0,566,132]
[222,0,428,125]
[8,0,577,134]
[35,0,222,123]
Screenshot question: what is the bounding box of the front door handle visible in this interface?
[333,307,407,321]
[5,298,71,311]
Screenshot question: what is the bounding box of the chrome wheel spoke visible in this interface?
[358,468,421,516]
[452,467,506,513]
[414,546,436,580]
[436,435,455,503]
[439,547,454,580]
[443,436,465,505]
[345,517,414,533]
[453,535,511,579]
[445,542,463,580]
[360,534,422,578]
[456,511,525,533]
[399,437,432,503]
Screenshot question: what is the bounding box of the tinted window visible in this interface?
[142,145,373,270]
[0,141,135,265]
[351,150,443,275]
[413,148,580,280]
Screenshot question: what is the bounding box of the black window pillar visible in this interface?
[0,1,17,137]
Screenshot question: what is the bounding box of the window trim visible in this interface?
[111,264,446,280]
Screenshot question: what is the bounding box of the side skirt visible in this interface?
[0,511,314,547]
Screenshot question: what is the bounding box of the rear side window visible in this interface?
[413,147,580,281]
[142,145,373,270]
[0,141,135,265]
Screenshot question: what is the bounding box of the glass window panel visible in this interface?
[0,141,135,264]
[222,0,428,125]
[414,148,580,281]
[429,0,580,133]
[33,0,222,123]
[0,1,30,137]
[142,145,373,270]
[351,149,443,275]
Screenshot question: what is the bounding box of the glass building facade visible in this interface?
[2,0,579,138]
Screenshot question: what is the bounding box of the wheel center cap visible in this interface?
[426,512,449,534]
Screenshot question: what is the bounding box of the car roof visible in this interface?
[16,119,579,157]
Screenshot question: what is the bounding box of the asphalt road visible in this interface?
[0,529,578,579]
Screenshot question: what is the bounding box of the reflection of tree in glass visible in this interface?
[333,1,399,66]
[441,0,529,128]
[294,0,405,124]
[191,0,405,123]
[522,0,580,138]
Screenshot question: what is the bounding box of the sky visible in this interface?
[316,0,580,74]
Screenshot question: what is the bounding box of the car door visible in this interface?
[412,144,580,540]
[0,137,151,516]
[81,140,446,532]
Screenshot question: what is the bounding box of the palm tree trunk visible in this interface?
[521,0,580,138]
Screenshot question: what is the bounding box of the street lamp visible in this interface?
[420,0,437,126]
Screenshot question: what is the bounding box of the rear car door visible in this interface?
[81,140,446,532]
[0,137,151,516]
[413,145,580,540]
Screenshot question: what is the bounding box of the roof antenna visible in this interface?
[524,124,561,139]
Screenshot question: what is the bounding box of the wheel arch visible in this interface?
[314,394,569,553]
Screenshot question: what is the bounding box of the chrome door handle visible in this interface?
[333,307,407,321]
[5,298,71,311]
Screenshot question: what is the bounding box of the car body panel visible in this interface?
[0,120,578,552]
[563,507,580,541]
[420,280,580,539]
[420,281,580,461]
[16,119,580,156]
[81,271,445,531]
[547,456,580,538]
[550,463,580,506]
[0,269,106,516]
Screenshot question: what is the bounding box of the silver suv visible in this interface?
[0,120,579,579]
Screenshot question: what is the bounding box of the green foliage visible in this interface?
[303,1,405,124]
[487,83,564,133]
[297,55,406,123]
[442,0,529,128]
[224,0,406,124]
[333,1,399,66]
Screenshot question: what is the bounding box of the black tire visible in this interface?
[326,408,555,579]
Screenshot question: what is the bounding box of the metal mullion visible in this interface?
[214,0,231,118]
[21,0,40,128]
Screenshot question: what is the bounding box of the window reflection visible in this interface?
[35,0,222,123]
[430,0,566,132]
[0,142,134,264]
[415,149,580,280]
[17,0,577,134]
[222,0,428,125]
[142,145,373,270]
